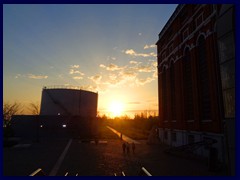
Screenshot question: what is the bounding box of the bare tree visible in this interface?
[28,102,40,115]
[3,101,23,127]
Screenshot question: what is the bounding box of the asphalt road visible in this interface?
[3,126,226,176]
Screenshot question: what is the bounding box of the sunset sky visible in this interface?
[3,4,177,117]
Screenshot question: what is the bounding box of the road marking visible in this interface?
[49,139,72,176]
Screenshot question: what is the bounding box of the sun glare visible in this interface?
[108,101,124,117]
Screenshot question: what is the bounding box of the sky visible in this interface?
[3,4,178,117]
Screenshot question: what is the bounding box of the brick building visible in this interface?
[156,4,235,173]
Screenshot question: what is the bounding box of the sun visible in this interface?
[108,101,124,117]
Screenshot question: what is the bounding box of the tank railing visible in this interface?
[139,167,152,176]
[42,85,98,93]
[29,168,46,176]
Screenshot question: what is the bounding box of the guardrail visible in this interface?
[29,168,46,176]
[139,167,152,176]
[113,171,126,176]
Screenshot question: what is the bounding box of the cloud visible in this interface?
[73,76,83,80]
[120,70,138,79]
[107,56,116,61]
[88,75,102,84]
[69,69,84,76]
[138,33,142,36]
[15,74,21,79]
[129,61,139,64]
[136,77,154,85]
[27,74,48,79]
[70,65,80,68]
[136,65,153,72]
[99,63,123,71]
[144,44,156,49]
[153,70,158,78]
[124,49,156,57]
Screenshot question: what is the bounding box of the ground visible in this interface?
[3,125,227,176]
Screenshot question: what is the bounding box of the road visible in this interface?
[3,126,226,176]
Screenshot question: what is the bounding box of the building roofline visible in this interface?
[156,4,184,45]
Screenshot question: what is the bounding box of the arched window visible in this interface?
[162,67,167,121]
[170,61,176,121]
[183,48,194,120]
[197,36,211,120]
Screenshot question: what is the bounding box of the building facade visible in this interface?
[156,4,235,171]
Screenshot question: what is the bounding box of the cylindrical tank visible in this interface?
[40,86,98,118]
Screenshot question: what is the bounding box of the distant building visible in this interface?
[11,86,99,141]
[156,4,235,174]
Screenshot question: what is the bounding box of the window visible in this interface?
[197,36,211,120]
[183,48,194,120]
[170,61,176,121]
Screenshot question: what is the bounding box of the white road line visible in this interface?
[49,139,72,176]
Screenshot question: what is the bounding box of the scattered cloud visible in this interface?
[88,75,102,84]
[144,44,156,49]
[69,69,84,76]
[120,70,138,79]
[136,77,154,86]
[107,56,116,61]
[129,61,139,64]
[15,74,21,79]
[70,65,80,69]
[153,70,158,78]
[136,65,153,72]
[99,63,124,71]
[138,33,142,36]
[27,74,48,79]
[73,76,83,80]
[124,49,156,57]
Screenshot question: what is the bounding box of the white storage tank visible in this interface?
[40,86,98,118]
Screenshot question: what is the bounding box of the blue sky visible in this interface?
[3,4,177,116]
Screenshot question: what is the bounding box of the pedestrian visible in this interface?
[126,142,130,154]
[132,142,135,154]
[122,142,126,154]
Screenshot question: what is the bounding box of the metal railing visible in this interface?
[29,168,46,176]
[42,85,97,93]
[139,167,152,176]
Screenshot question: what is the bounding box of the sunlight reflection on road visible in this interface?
[107,126,140,144]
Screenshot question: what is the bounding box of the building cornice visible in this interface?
[156,4,184,45]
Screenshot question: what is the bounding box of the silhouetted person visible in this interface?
[132,142,135,154]
[122,142,126,153]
